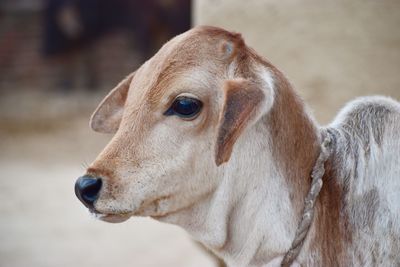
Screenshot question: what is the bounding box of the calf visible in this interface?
[75,26,400,267]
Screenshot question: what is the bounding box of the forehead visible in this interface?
[152,26,244,69]
[129,27,245,104]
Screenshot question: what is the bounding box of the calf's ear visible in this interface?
[90,72,135,133]
[215,78,265,166]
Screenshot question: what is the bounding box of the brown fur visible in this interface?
[146,26,246,106]
[263,67,349,265]
[245,46,349,265]
[202,28,350,265]
[215,79,265,165]
[311,160,349,266]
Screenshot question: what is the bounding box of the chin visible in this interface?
[91,212,131,223]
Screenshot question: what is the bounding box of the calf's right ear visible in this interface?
[90,72,135,133]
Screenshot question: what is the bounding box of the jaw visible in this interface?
[92,191,216,228]
[90,193,192,223]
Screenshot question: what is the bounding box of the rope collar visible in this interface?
[281,131,333,267]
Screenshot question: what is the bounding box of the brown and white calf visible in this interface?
[74,26,400,267]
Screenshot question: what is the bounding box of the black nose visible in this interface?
[75,175,102,209]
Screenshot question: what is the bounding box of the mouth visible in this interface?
[90,210,132,223]
[87,194,176,222]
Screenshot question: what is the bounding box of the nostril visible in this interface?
[80,178,102,201]
[75,176,102,208]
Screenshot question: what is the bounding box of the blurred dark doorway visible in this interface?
[0,0,191,92]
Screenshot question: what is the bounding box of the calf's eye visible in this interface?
[164,96,203,119]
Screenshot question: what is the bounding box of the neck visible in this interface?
[161,71,324,266]
[302,128,349,266]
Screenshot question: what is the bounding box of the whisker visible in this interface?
[81,160,90,170]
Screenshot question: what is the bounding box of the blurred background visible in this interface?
[0,0,399,266]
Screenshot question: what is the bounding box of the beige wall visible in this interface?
[194,0,400,123]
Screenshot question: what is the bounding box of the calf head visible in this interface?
[75,26,276,223]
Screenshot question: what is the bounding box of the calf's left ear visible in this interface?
[215,78,266,166]
[90,72,135,133]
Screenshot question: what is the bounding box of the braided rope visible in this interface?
[281,132,333,267]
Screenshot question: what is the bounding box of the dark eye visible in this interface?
[164,96,203,119]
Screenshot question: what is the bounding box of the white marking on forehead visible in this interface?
[258,67,275,93]
[254,67,276,114]
[227,62,236,79]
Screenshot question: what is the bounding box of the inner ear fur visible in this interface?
[215,79,265,166]
[90,72,135,133]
